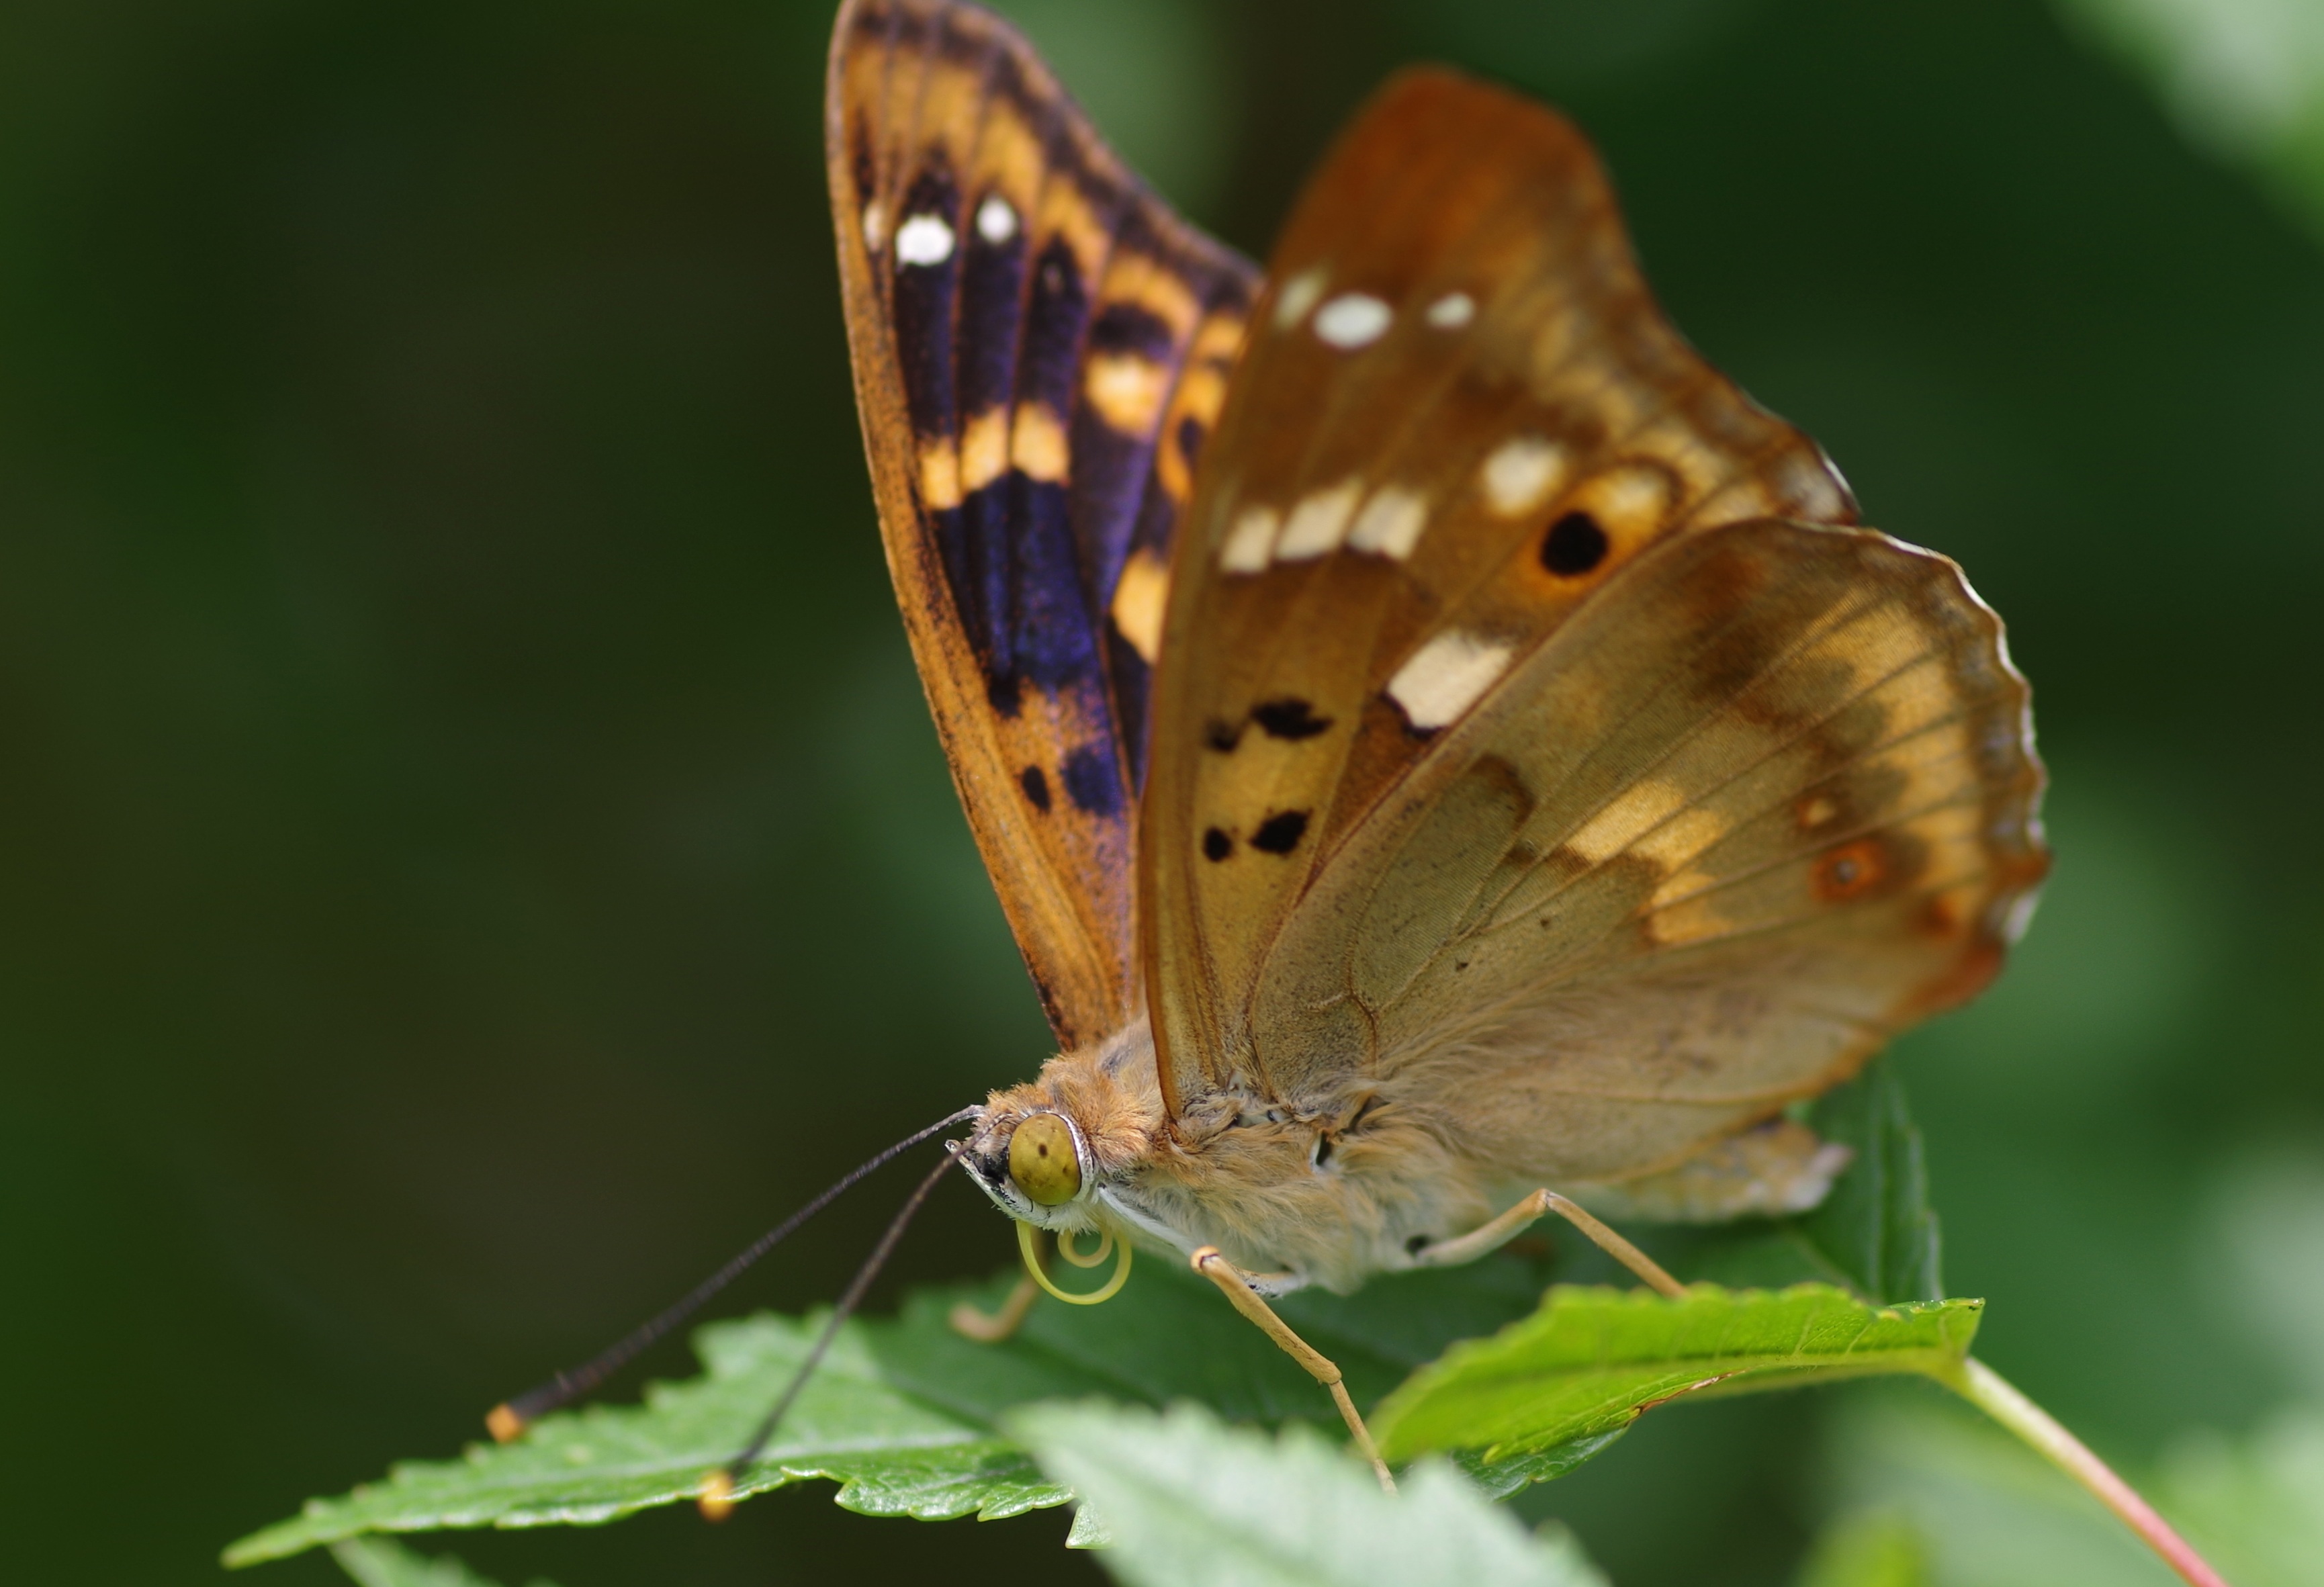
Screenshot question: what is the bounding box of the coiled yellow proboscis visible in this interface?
[1017,1219,1132,1305]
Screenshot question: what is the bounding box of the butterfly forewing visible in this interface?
[1143,70,1864,1108]
[828,0,1259,1047]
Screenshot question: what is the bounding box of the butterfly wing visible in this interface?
[1142,68,2045,1156]
[1251,517,2047,1184]
[828,0,1259,1048]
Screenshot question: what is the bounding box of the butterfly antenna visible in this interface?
[697,1136,969,1519]
[485,1105,981,1442]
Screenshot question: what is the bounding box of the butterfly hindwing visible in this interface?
[828,0,1259,1047]
[1142,70,1869,1110]
[1250,518,2047,1182]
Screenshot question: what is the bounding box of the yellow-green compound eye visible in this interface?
[1007,1113,1081,1206]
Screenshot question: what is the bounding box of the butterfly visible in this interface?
[825,0,2048,1478]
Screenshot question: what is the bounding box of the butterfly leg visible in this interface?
[1190,1246,1396,1492]
[1413,1191,1685,1300]
[948,1272,1040,1343]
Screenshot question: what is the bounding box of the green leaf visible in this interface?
[224,1308,1072,1568]
[1795,1509,1930,1587]
[1797,1056,1945,1304]
[328,1537,554,1587]
[226,1252,1560,1567]
[1447,1431,1630,1500]
[1820,1386,2324,1587]
[1819,1388,2185,1586]
[2150,1408,2324,1587]
[1010,1400,1609,1587]
[1372,1282,1983,1465]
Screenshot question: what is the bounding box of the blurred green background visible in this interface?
[4,0,2320,1582]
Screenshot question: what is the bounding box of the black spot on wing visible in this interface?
[1020,764,1051,812]
[1251,810,1310,855]
[1204,719,1242,752]
[1541,510,1609,576]
[1062,743,1122,817]
[1251,698,1332,740]
[1202,827,1233,862]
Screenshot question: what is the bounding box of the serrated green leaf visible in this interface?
[224,1308,1073,1567]
[1372,1283,1983,1465]
[328,1537,553,1587]
[1011,1401,1609,1587]
[1796,1057,1945,1304]
[227,1252,1560,1566]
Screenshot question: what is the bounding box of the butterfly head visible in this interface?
[958,1103,1101,1229]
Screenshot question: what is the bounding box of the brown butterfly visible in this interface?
[820,0,2045,1483]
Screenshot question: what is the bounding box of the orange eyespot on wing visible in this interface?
[1141,69,1867,1110]
[828,0,1259,1048]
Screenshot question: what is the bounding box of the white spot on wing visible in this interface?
[1425,291,1474,328]
[1314,293,1392,349]
[1220,506,1280,574]
[1480,435,1567,517]
[975,195,1018,244]
[1273,480,1363,561]
[1273,267,1327,329]
[895,212,956,267]
[1346,487,1428,559]
[862,201,887,253]
[1387,630,1515,730]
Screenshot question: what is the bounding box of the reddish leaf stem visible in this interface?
[1934,1355,2229,1587]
